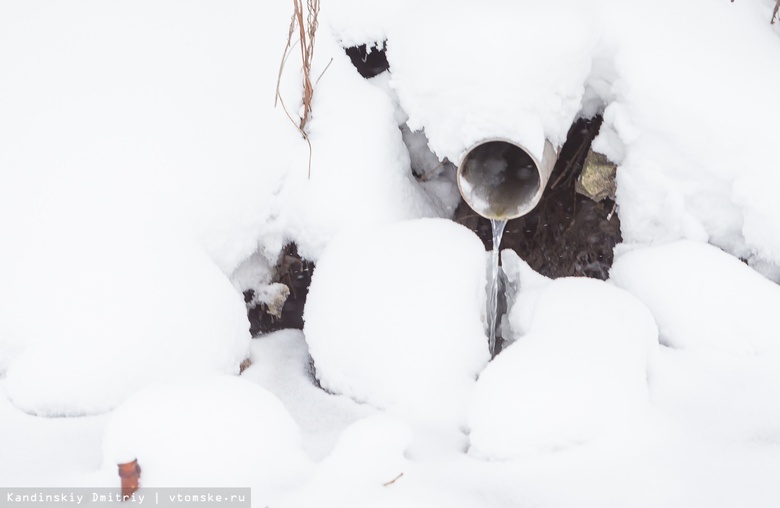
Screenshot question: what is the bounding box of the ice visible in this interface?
[469,261,658,460]
[610,240,780,355]
[304,218,490,427]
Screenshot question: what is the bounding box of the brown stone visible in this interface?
[575,149,617,202]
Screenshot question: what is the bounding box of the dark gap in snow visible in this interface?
[307,356,323,390]
[344,41,390,78]
[456,115,621,280]
[246,244,314,337]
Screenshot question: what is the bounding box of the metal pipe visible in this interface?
[456,139,557,220]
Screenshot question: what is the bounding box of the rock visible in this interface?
[575,149,617,202]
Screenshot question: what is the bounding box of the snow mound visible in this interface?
[590,0,780,275]
[304,218,490,426]
[277,28,457,261]
[610,240,780,355]
[469,261,658,460]
[4,235,250,417]
[381,0,599,162]
[288,415,413,507]
[101,376,310,492]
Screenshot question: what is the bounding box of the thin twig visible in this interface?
[275,10,298,107]
[415,160,446,182]
[315,58,334,86]
[382,473,404,487]
[274,39,300,106]
[550,138,589,190]
[304,134,312,179]
[773,0,780,23]
[276,93,313,178]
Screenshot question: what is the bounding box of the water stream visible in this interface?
[487,218,507,357]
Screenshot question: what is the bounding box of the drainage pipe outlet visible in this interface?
[457,139,557,220]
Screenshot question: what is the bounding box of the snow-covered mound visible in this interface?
[468,251,658,460]
[610,240,780,355]
[101,376,311,493]
[0,1,297,414]
[596,0,780,280]
[326,0,598,162]
[284,414,414,507]
[304,218,490,427]
[3,234,250,417]
[0,0,455,415]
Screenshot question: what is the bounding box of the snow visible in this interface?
[610,240,780,355]
[4,235,251,416]
[304,218,490,427]
[284,414,414,507]
[591,0,780,276]
[0,0,454,415]
[100,376,311,497]
[0,0,296,414]
[241,330,375,460]
[278,37,455,260]
[378,0,599,162]
[469,251,658,460]
[2,0,780,506]
[0,384,107,487]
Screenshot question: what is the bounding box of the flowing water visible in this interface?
[487,218,507,357]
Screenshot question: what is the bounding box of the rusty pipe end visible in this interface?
[118,459,141,501]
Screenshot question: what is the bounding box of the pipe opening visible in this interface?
[458,141,542,220]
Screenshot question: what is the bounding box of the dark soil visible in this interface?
[344,42,390,78]
[245,244,314,337]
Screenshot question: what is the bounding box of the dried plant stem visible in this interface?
[382,472,404,487]
[275,0,320,177]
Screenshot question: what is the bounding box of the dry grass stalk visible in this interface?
[275,0,321,177]
[276,0,319,131]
